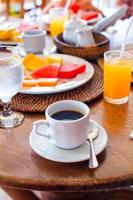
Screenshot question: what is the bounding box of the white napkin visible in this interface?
[106,17,133,49]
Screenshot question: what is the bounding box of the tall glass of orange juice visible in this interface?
[49,7,68,37]
[104,50,133,104]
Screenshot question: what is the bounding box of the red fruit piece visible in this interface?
[32,64,60,79]
[58,63,86,78]
[81,11,99,21]
[70,3,80,14]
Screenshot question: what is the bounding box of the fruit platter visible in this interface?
[21,53,94,94]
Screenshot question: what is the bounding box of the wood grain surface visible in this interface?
[41,188,133,200]
[0,88,133,192]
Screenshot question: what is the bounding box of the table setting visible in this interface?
[0,0,132,153]
[30,119,107,164]
[0,0,131,154]
[0,2,106,159]
[0,1,133,199]
[0,14,104,113]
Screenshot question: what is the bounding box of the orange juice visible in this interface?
[49,7,68,37]
[50,17,66,37]
[104,51,133,104]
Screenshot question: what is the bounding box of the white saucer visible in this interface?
[29,120,108,163]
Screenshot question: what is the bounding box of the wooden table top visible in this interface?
[0,89,133,192]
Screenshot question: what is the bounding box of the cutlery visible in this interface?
[87,127,99,169]
[64,0,72,13]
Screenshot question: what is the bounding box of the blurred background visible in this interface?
[0,0,117,18]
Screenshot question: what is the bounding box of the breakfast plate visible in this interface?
[29,120,108,163]
[20,54,94,94]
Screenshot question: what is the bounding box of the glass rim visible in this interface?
[46,100,89,124]
[0,52,22,70]
[49,7,68,15]
[104,50,133,60]
[22,29,46,37]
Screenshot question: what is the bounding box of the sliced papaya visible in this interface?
[58,63,86,78]
[32,64,61,79]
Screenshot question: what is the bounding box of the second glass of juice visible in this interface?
[104,50,133,104]
[49,7,68,37]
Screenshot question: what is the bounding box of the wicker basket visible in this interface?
[54,32,109,60]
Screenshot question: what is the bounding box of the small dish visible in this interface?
[29,120,108,163]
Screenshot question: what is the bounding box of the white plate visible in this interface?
[20,54,94,94]
[29,120,108,163]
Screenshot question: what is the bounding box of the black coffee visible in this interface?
[51,110,84,121]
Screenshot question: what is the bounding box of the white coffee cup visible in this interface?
[33,100,90,149]
[22,29,46,53]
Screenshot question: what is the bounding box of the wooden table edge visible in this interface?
[0,175,133,191]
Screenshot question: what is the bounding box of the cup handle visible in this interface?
[33,120,51,139]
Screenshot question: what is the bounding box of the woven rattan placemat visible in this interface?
[11,65,103,112]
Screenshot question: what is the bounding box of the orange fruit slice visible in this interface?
[23,54,48,71]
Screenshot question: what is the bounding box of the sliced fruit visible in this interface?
[23,78,58,87]
[45,55,63,64]
[0,30,10,40]
[37,78,58,86]
[15,36,23,43]
[23,53,34,66]
[23,54,48,71]
[10,29,20,41]
[23,80,38,87]
[32,64,61,79]
[24,75,32,80]
[81,11,99,21]
[70,2,80,14]
[0,28,17,41]
[58,63,86,78]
